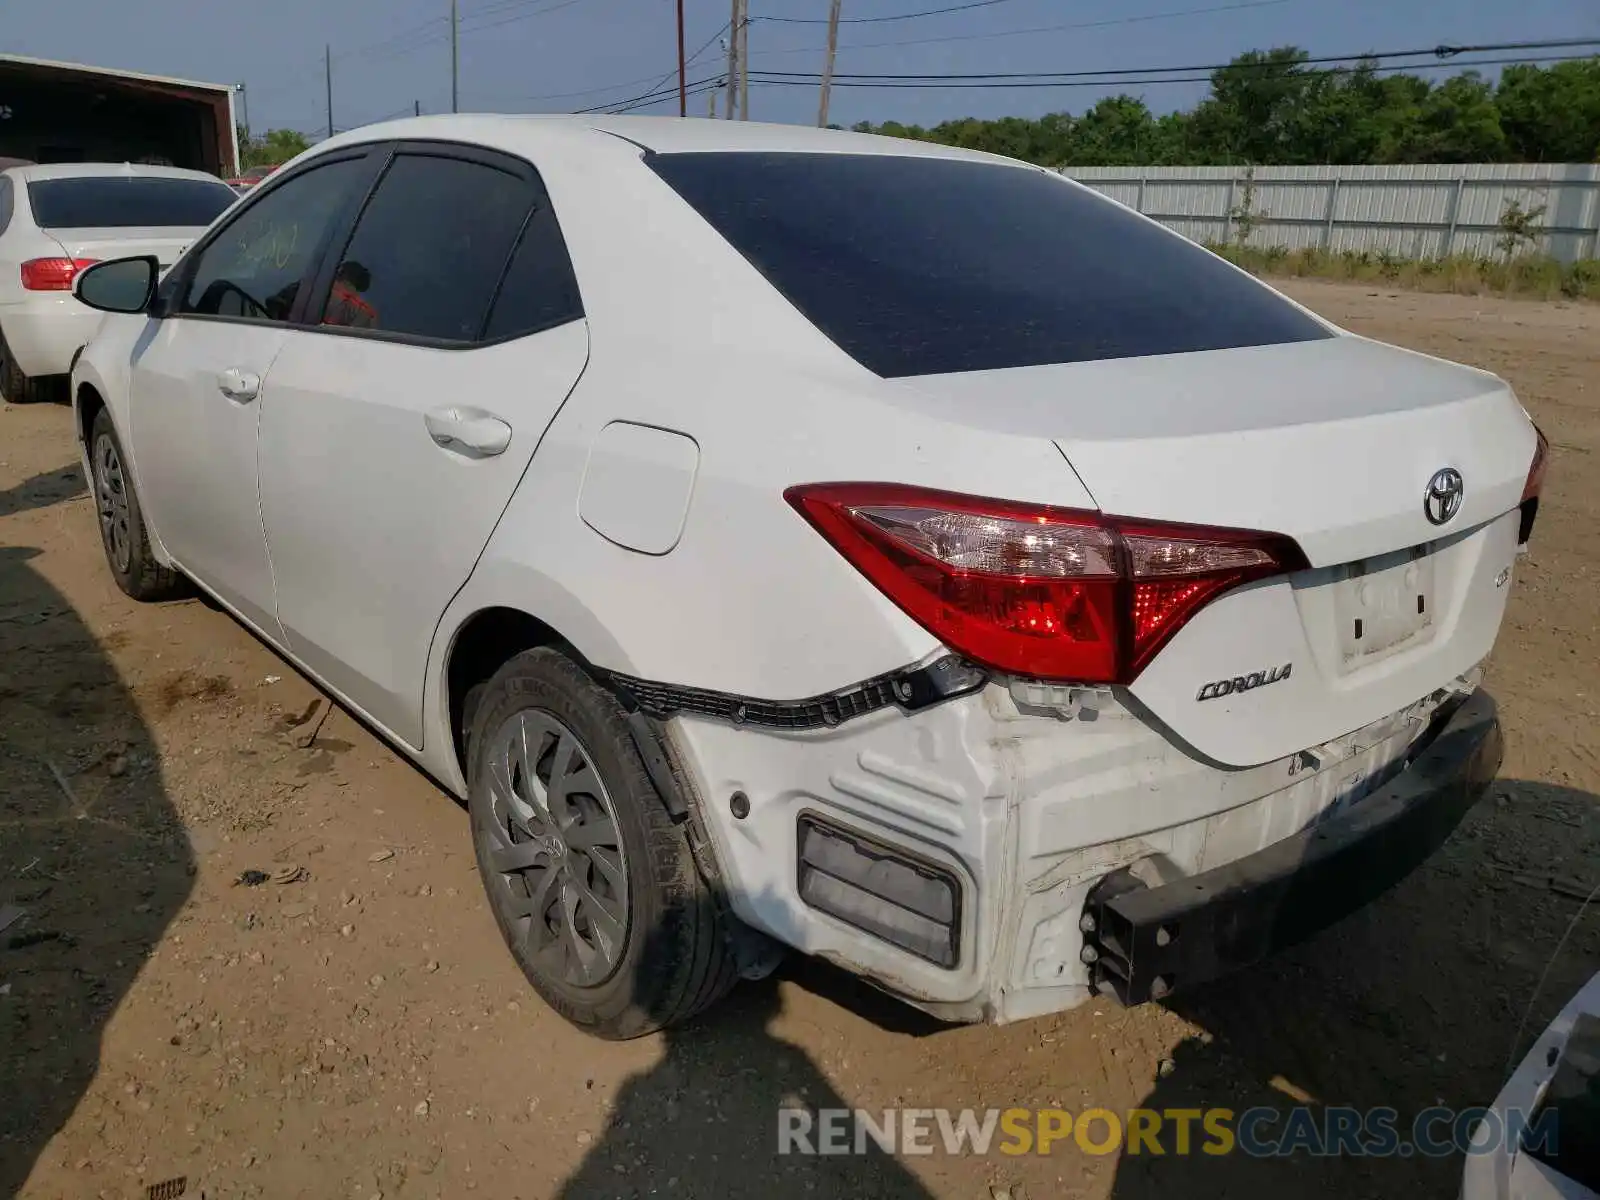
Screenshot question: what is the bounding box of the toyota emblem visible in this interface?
[1424,467,1464,526]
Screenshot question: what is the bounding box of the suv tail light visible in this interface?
[1519,424,1548,544]
[21,257,98,291]
[787,483,1307,685]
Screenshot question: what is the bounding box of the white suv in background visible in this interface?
[0,162,236,402]
[69,116,1544,1038]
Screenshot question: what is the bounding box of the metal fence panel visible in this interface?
[1061,164,1600,262]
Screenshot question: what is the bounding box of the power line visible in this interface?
[573,75,719,114]
[461,0,589,34]
[761,0,1025,23]
[746,51,1599,90]
[750,38,1600,81]
[644,20,733,99]
[610,77,722,114]
[749,0,1298,59]
[473,16,729,109]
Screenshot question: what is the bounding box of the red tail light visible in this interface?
[786,483,1308,684]
[1519,423,1548,544]
[21,257,99,291]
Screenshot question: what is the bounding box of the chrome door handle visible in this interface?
[424,406,513,457]
[216,367,261,402]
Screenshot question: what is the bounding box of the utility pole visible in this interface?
[325,45,333,139]
[414,99,422,117]
[817,0,842,127]
[738,0,749,120]
[676,0,687,117]
[724,0,738,119]
[451,0,460,113]
[237,82,250,139]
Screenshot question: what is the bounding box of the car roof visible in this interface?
[4,162,230,184]
[312,113,1032,169]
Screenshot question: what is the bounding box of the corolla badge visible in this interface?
[1424,467,1464,526]
[1196,662,1292,702]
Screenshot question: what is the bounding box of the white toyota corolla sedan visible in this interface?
[69,115,1545,1039]
[0,162,237,402]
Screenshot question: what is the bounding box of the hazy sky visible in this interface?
[7,0,1598,135]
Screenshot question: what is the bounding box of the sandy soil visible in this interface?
[1,280,1596,1200]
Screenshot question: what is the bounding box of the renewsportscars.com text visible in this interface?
[777,1105,1556,1159]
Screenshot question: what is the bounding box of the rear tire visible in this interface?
[466,647,737,1039]
[0,327,43,404]
[88,408,185,601]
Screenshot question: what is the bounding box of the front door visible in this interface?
[259,145,589,746]
[130,153,377,633]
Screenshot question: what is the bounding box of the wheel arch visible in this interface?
[75,378,106,453]
[431,563,640,795]
[444,606,568,781]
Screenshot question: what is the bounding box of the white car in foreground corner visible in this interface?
[0,162,236,402]
[69,115,1546,1039]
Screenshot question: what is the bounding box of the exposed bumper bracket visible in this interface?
[1084,688,1503,1006]
[606,654,987,732]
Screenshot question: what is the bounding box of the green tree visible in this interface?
[239,128,313,170]
[1064,96,1160,166]
[1497,59,1600,161]
[1402,73,1507,162]
[850,51,1600,168]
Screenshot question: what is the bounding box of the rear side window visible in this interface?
[647,152,1330,378]
[319,153,533,343]
[27,177,236,229]
[482,203,583,341]
[0,178,12,236]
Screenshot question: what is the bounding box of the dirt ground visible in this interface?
[1,280,1596,1200]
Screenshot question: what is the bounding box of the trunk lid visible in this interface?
[48,227,206,274]
[898,334,1535,766]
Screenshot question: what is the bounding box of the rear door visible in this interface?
[258,142,588,746]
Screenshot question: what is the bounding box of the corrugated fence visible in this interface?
[1061,163,1600,263]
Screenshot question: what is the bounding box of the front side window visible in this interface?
[648,151,1332,378]
[181,158,366,323]
[318,153,533,343]
[28,176,236,229]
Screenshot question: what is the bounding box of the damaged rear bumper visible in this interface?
[1084,688,1502,1005]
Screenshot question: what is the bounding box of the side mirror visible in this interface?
[73,256,159,315]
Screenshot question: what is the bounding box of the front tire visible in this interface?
[88,408,184,601]
[466,648,737,1039]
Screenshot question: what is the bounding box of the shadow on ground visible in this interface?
[0,543,194,1195]
[550,898,936,1200]
[0,466,84,521]
[1107,779,1599,1199]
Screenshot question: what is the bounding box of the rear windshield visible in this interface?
[27,177,236,230]
[647,151,1331,378]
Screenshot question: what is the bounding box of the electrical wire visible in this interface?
[469,19,730,107]
[642,19,735,95]
[748,0,1298,59]
[608,77,722,114]
[574,75,719,114]
[760,0,1028,23]
[747,51,1599,90]
[751,35,1600,79]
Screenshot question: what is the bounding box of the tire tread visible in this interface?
[466,648,736,1039]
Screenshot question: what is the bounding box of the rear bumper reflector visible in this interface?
[1084,687,1502,1006]
[797,815,962,968]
